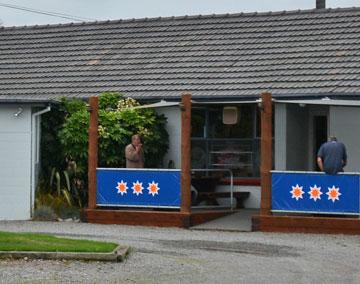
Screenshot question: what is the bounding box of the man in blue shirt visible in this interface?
[317,136,347,175]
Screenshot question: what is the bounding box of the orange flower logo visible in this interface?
[116,180,128,196]
[132,181,143,196]
[326,185,341,202]
[290,184,304,201]
[147,181,160,196]
[308,185,322,202]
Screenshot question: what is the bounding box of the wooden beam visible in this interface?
[180,93,192,214]
[88,96,99,209]
[260,93,272,215]
[84,209,232,228]
[252,215,360,235]
[85,209,190,227]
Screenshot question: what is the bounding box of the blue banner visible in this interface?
[97,168,181,208]
[272,172,360,214]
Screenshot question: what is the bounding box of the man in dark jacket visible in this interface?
[317,136,347,175]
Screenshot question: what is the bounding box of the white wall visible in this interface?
[329,106,360,172]
[274,103,287,170]
[0,105,32,220]
[156,106,181,168]
[274,103,309,171]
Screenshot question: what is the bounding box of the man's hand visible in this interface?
[135,144,142,153]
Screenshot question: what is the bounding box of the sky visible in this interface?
[1,0,360,27]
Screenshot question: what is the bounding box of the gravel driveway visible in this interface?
[0,221,359,283]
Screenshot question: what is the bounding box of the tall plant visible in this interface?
[40,105,67,180]
[38,104,84,214]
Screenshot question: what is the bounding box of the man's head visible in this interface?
[329,136,337,142]
[131,134,141,146]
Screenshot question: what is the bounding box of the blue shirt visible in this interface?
[317,141,347,175]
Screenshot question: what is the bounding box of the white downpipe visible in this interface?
[30,106,51,217]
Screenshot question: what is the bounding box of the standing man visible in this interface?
[125,134,145,168]
[317,136,347,175]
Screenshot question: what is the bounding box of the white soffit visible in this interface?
[133,99,260,109]
[132,100,180,109]
[192,99,260,104]
[274,99,360,107]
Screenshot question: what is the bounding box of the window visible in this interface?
[191,104,260,178]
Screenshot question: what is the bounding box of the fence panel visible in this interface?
[97,168,181,208]
[272,171,360,215]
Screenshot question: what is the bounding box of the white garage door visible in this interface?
[0,105,32,220]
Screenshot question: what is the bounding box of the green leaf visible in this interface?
[50,167,56,187]
[62,189,73,207]
[63,170,71,192]
[55,171,61,196]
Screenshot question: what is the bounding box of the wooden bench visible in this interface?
[196,191,250,208]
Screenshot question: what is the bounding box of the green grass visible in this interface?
[0,231,118,253]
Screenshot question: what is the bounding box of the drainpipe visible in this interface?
[30,105,51,217]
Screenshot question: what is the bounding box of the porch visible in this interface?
[84,93,360,233]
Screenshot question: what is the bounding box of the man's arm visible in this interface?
[317,145,324,171]
[317,157,324,171]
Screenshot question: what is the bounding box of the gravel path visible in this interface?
[0,221,359,283]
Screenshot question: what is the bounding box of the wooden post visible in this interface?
[88,96,99,209]
[181,93,192,214]
[260,92,272,215]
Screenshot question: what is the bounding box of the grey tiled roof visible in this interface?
[1,7,360,101]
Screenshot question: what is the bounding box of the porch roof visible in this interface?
[1,7,360,102]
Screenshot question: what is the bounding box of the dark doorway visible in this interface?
[313,115,327,170]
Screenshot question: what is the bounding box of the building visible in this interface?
[1,6,360,220]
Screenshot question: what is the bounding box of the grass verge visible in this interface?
[0,231,118,253]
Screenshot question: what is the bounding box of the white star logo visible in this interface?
[290,184,304,201]
[326,185,341,202]
[132,181,143,196]
[116,180,128,196]
[147,181,160,196]
[308,185,322,202]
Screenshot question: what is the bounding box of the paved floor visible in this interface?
[191,209,258,232]
[0,221,359,283]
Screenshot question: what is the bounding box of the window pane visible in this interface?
[208,105,254,138]
[191,109,206,138]
[256,107,261,138]
[191,140,207,169]
[209,139,258,177]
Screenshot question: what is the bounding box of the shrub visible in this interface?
[39,106,67,181]
[60,93,168,170]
